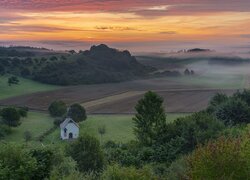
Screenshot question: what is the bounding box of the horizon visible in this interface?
[0,0,250,54]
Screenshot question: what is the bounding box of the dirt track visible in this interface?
[0,76,237,113]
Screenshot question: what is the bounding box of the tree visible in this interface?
[207,93,228,113]
[133,91,166,146]
[48,100,67,117]
[184,69,190,76]
[8,76,19,86]
[1,107,21,127]
[0,64,5,75]
[215,98,250,125]
[68,103,87,122]
[67,134,104,172]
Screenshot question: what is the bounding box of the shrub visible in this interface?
[67,134,104,173]
[215,98,250,125]
[18,106,29,117]
[0,143,37,179]
[0,124,12,138]
[188,136,250,179]
[101,164,158,180]
[48,101,67,117]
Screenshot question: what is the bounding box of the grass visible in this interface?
[45,113,188,144]
[0,75,60,100]
[4,111,54,142]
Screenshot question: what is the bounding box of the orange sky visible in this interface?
[0,0,250,52]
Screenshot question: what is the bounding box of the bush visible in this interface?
[188,136,250,179]
[0,124,12,138]
[101,164,158,180]
[215,98,250,125]
[67,134,104,173]
[48,101,67,117]
[53,117,64,126]
[0,143,37,179]
[18,106,29,117]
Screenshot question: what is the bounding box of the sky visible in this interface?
[0,0,250,53]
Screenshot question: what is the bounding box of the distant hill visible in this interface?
[33,44,154,85]
[187,48,212,53]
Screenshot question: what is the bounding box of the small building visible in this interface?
[60,117,79,140]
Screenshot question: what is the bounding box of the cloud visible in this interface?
[1,0,250,17]
[241,34,250,38]
[95,26,138,31]
[159,31,177,34]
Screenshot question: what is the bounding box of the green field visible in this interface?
[169,73,245,89]
[0,75,60,100]
[45,113,188,144]
[4,111,54,142]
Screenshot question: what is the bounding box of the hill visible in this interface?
[33,44,154,85]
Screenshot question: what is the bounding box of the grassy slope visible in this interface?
[45,113,188,144]
[0,75,60,100]
[4,112,54,142]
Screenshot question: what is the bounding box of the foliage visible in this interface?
[188,135,250,180]
[207,93,229,113]
[101,164,158,180]
[215,98,250,126]
[8,76,19,86]
[0,143,37,180]
[67,134,105,173]
[0,125,12,139]
[48,100,67,117]
[1,107,21,127]
[165,157,189,180]
[33,44,152,85]
[133,91,166,146]
[154,112,225,163]
[18,107,29,117]
[68,103,87,122]
[30,148,54,179]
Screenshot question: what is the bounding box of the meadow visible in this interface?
[0,75,60,100]
[44,113,188,144]
[4,111,54,142]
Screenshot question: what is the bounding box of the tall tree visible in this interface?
[48,101,67,117]
[1,107,21,127]
[68,104,87,122]
[133,91,166,146]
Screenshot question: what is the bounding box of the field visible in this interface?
[0,58,249,114]
[44,113,188,144]
[4,111,54,142]
[2,112,189,144]
[0,75,60,100]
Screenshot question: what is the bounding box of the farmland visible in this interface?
[0,75,60,100]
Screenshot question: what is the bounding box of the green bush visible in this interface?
[188,136,250,179]
[101,164,158,180]
[0,124,12,138]
[0,143,37,179]
[67,134,104,173]
[215,98,250,125]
